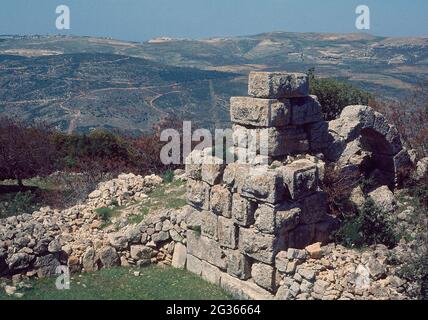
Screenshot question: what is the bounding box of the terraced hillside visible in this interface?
[0,32,426,132]
[0,51,240,133]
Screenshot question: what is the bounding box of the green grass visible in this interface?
[165,198,187,209]
[0,176,58,190]
[127,212,148,225]
[0,266,233,300]
[0,191,40,219]
[143,179,186,211]
[125,179,186,225]
[95,206,124,228]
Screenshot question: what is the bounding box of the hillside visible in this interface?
[0,32,427,132]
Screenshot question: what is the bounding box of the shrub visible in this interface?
[321,164,358,217]
[54,130,137,174]
[95,207,114,222]
[94,206,121,228]
[0,191,39,218]
[398,253,428,300]
[130,115,184,175]
[161,170,175,183]
[0,117,57,186]
[370,83,428,158]
[308,68,373,121]
[335,199,398,249]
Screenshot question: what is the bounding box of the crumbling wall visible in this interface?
[185,72,334,297]
[326,105,412,186]
[1,71,413,300]
[184,71,411,298]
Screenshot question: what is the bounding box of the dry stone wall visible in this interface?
[0,173,189,279]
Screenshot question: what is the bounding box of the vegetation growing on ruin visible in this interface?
[308,68,373,121]
[334,199,398,249]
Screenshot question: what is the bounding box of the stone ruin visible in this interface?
[1,71,415,300]
[183,71,411,298]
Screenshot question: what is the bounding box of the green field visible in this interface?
[0,265,233,300]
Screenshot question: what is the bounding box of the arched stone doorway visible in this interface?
[325,105,412,188]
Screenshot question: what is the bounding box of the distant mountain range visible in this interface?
[0,32,427,133]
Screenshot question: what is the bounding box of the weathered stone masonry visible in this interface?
[183,71,411,299]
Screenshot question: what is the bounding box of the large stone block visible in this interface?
[201,210,218,240]
[186,254,202,276]
[298,192,327,224]
[186,230,227,270]
[186,179,210,210]
[290,95,323,125]
[256,202,304,234]
[239,228,283,264]
[172,242,187,269]
[374,149,412,183]
[240,167,285,204]
[251,262,278,292]
[201,261,222,285]
[384,125,403,155]
[82,248,98,272]
[223,162,250,192]
[210,185,232,218]
[329,105,375,142]
[305,121,330,152]
[234,125,309,157]
[230,96,291,127]
[34,254,61,277]
[7,253,34,271]
[99,246,120,268]
[275,251,289,273]
[232,193,257,227]
[368,185,395,213]
[201,156,225,185]
[226,250,251,280]
[254,204,276,234]
[248,72,309,99]
[360,125,403,156]
[218,216,238,249]
[185,149,205,180]
[182,205,202,230]
[221,272,274,300]
[279,159,319,199]
[275,204,302,232]
[372,112,390,136]
[130,245,153,260]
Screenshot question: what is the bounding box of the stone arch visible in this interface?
[325,105,411,186]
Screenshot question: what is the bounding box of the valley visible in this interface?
[0,32,426,133]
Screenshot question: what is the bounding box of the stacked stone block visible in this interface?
[184,72,336,297]
[231,72,329,161]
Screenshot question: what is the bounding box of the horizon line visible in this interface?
[1,30,427,44]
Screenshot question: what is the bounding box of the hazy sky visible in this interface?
[0,0,427,41]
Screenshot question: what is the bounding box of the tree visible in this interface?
[308,68,373,121]
[0,117,57,186]
[370,82,428,159]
